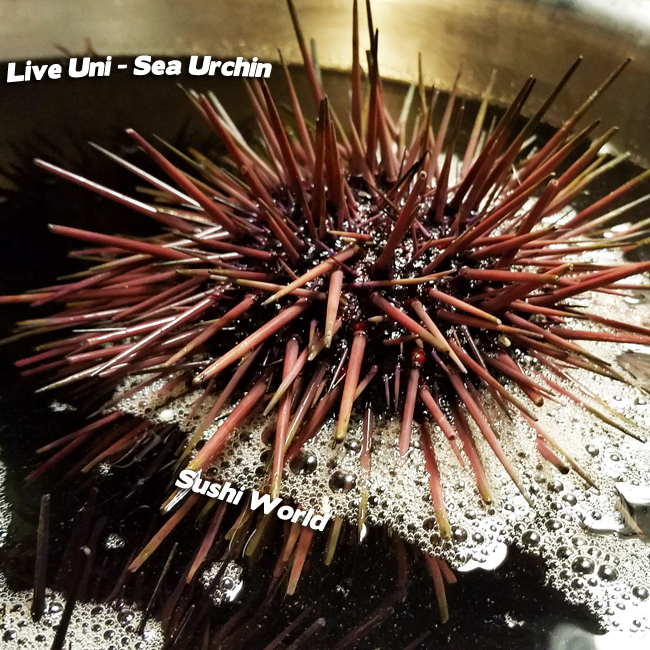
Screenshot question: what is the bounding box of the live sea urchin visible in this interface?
[2,0,650,646]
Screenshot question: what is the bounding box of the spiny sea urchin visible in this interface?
[2,0,650,646]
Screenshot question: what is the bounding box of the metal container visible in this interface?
[1,0,649,165]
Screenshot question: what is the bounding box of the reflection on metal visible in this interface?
[1,1,650,165]
[549,623,649,650]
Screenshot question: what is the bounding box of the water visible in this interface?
[1,60,649,648]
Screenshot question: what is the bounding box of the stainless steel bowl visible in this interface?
[1,3,649,648]
[1,0,649,164]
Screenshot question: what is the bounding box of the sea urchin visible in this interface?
[3,0,650,645]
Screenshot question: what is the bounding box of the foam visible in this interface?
[111,255,650,634]
[0,459,163,649]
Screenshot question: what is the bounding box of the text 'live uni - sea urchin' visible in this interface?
[3,0,650,644]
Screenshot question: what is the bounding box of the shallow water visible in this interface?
[0,61,649,649]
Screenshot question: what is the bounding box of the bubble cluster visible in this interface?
[0,585,163,649]
[199,561,244,606]
[0,460,163,649]
[0,516,163,647]
[109,265,650,634]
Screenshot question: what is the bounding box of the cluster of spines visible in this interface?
[3,0,650,641]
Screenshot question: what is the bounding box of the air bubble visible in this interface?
[451,526,467,543]
[562,493,577,506]
[328,470,356,493]
[258,448,271,464]
[598,565,618,582]
[117,610,134,625]
[344,439,361,452]
[519,531,539,547]
[290,450,318,475]
[571,556,595,575]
